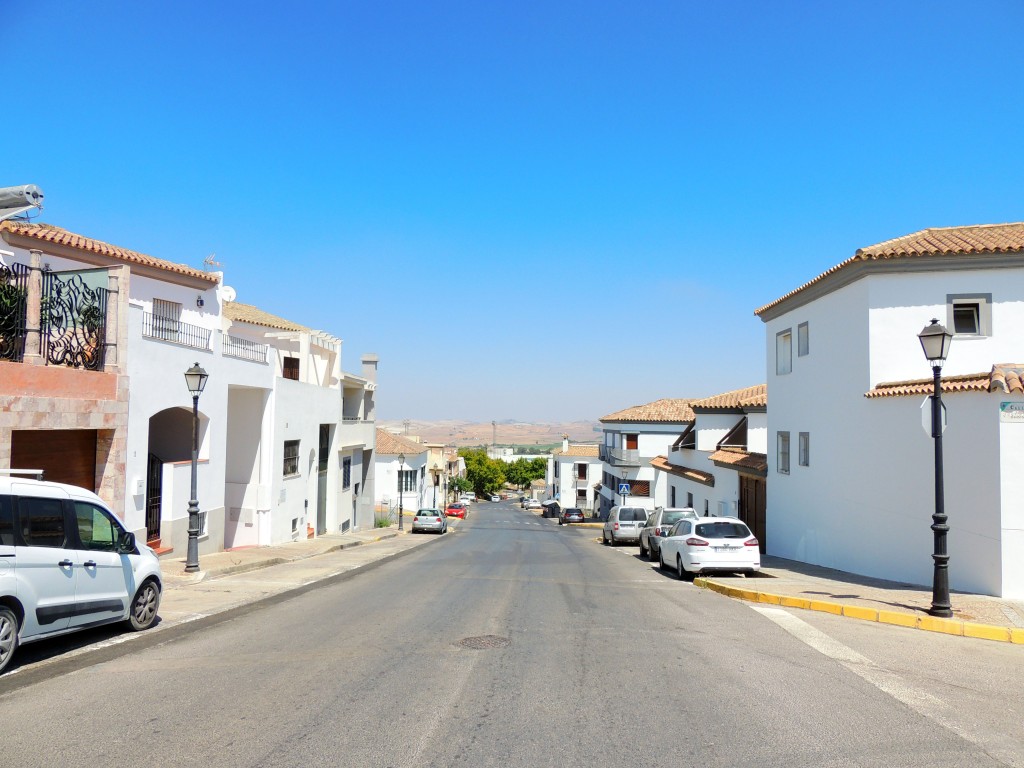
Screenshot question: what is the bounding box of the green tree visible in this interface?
[459,449,507,496]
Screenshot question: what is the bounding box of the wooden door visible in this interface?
[11,429,97,491]
[739,475,766,553]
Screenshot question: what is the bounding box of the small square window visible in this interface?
[946,294,991,338]
[283,440,300,477]
[797,322,809,357]
[777,431,791,474]
[798,432,809,467]
[952,304,979,335]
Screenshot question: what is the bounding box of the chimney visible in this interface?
[562,434,569,453]
[361,353,378,384]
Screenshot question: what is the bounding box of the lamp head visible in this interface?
[918,319,953,368]
[184,362,209,397]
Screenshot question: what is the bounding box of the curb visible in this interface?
[694,578,1024,645]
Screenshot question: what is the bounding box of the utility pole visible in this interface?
[492,420,496,446]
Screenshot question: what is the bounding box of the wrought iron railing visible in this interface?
[41,271,108,371]
[142,311,211,350]
[223,334,269,363]
[0,262,29,363]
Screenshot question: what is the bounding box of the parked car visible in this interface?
[464,492,477,503]
[658,516,760,580]
[458,495,473,506]
[526,499,542,510]
[639,507,698,560]
[445,502,468,519]
[558,508,585,525]
[602,506,649,546]
[411,508,447,534]
[489,494,500,502]
[0,474,163,675]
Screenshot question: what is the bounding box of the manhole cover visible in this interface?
[458,635,511,650]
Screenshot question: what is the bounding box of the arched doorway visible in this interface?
[146,407,208,545]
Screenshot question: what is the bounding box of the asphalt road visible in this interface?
[2,499,1022,767]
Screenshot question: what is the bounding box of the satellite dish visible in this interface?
[222,286,237,303]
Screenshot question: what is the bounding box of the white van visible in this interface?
[0,474,163,675]
[602,506,649,546]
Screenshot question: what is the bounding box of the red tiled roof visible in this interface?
[375,429,427,456]
[865,364,1024,398]
[650,455,715,487]
[224,301,308,332]
[600,398,696,424]
[708,449,768,475]
[755,222,1024,317]
[0,221,219,284]
[691,384,767,411]
[554,445,601,457]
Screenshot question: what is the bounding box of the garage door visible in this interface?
[11,429,97,491]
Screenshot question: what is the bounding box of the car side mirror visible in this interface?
[117,530,136,554]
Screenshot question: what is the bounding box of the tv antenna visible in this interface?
[203,253,223,270]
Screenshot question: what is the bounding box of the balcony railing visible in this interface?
[143,312,211,350]
[223,334,269,364]
[599,445,641,467]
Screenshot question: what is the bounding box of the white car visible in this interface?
[489,495,500,502]
[658,516,760,580]
[458,495,473,506]
[525,499,542,510]
[0,474,163,675]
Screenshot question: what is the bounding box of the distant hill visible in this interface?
[378,419,601,447]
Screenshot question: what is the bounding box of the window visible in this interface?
[947,294,991,337]
[704,499,709,515]
[399,469,417,493]
[670,486,676,507]
[629,480,650,497]
[75,502,120,551]
[18,496,67,547]
[686,492,693,508]
[575,463,587,480]
[282,357,300,380]
[776,329,792,375]
[799,432,810,467]
[342,457,352,490]
[625,434,638,450]
[797,322,809,357]
[152,299,182,341]
[0,495,13,545]
[283,440,300,476]
[777,431,791,474]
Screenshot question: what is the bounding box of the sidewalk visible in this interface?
[154,524,445,632]
[698,555,1024,644]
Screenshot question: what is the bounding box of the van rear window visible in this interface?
[619,508,647,522]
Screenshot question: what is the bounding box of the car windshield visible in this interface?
[662,511,688,525]
[618,508,646,522]
[695,522,751,539]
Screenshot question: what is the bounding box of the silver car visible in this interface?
[639,507,697,560]
[602,506,648,546]
[411,508,447,534]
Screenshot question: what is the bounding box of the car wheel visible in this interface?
[639,540,647,559]
[658,552,666,571]
[677,556,694,582]
[127,579,161,631]
[0,605,19,675]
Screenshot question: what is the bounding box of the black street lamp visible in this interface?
[183,362,209,573]
[397,452,405,531]
[918,319,954,618]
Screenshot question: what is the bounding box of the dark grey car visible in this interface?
[639,507,697,560]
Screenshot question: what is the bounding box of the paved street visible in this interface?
[2,499,1023,767]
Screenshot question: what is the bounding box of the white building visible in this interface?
[546,437,602,512]
[755,222,1024,598]
[374,429,430,514]
[597,399,696,517]
[652,385,767,548]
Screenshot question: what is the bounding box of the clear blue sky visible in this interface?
[5,1,1023,421]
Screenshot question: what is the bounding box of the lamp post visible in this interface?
[918,319,954,618]
[183,362,209,573]
[397,452,405,531]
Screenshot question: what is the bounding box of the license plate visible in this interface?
[715,545,739,552]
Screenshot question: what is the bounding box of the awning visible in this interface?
[650,455,715,487]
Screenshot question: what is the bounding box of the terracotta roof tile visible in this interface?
[708,449,768,475]
[375,429,427,456]
[865,364,1024,398]
[600,398,696,424]
[650,455,715,487]
[224,301,309,333]
[0,221,219,284]
[554,445,601,457]
[690,384,767,411]
[756,222,1024,317]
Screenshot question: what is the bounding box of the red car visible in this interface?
[446,502,468,519]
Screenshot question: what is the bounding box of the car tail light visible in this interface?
[655,527,663,536]
[413,517,420,522]
[613,522,619,531]
[744,537,759,547]
[436,517,442,522]
[685,537,709,547]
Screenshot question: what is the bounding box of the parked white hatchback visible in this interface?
[0,474,163,675]
[658,516,760,580]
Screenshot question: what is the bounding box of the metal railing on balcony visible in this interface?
[0,262,29,363]
[223,334,269,364]
[142,312,211,350]
[600,445,641,467]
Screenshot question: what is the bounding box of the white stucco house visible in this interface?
[755,222,1024,598]
[374,429,430,514]
[597,399,696,518]
[546,437,601,512]
[652,385,767,549]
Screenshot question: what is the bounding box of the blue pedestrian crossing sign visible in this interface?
[617,483,631,495]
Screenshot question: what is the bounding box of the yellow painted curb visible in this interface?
[696,580,1018,644]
